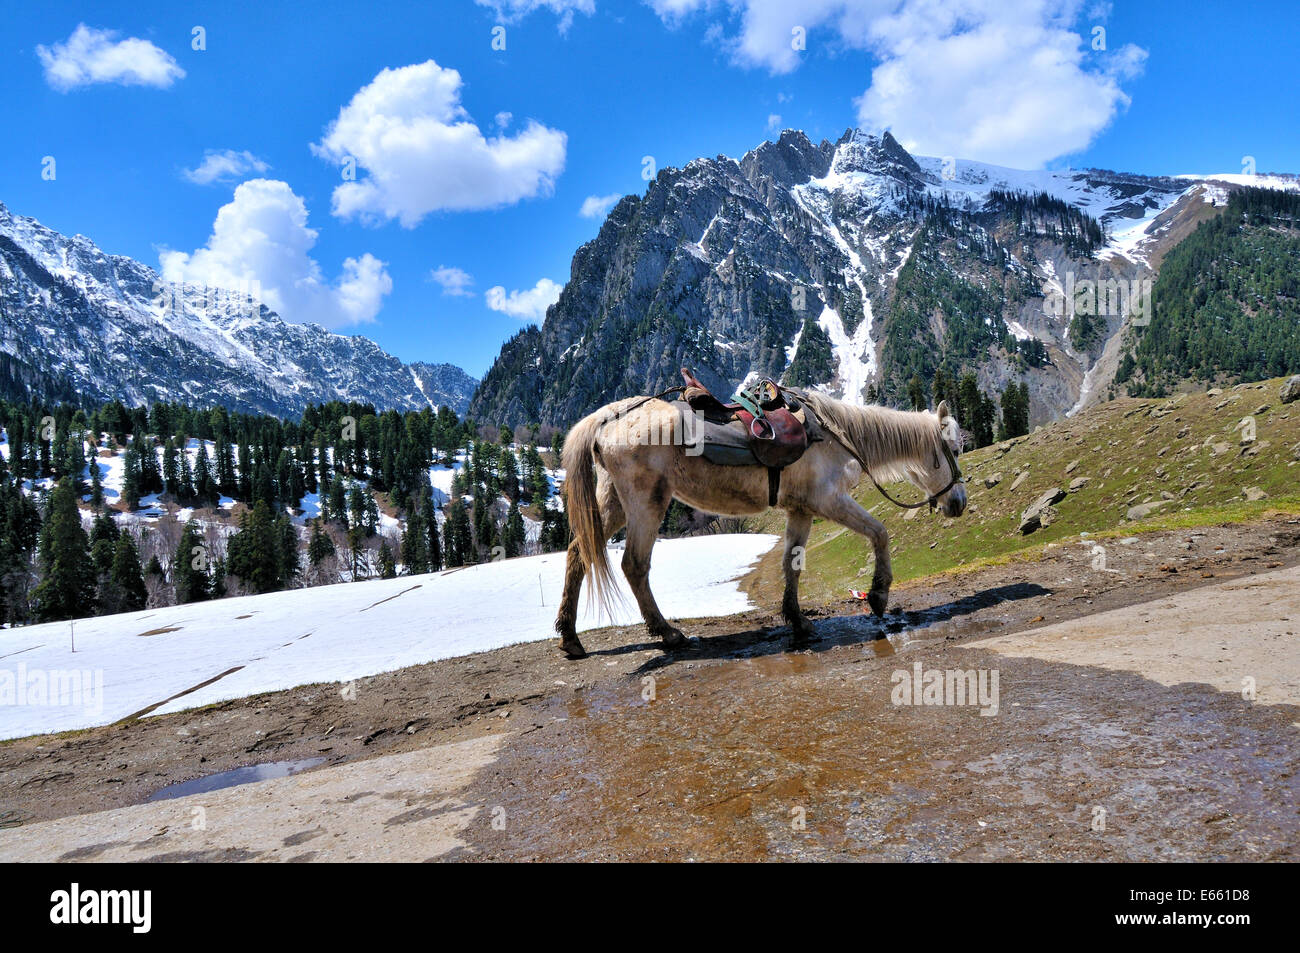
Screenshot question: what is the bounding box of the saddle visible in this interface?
[674,367,821,505]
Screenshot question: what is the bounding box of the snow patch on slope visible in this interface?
[0,534,777,739]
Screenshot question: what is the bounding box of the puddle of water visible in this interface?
[146,758,325,802]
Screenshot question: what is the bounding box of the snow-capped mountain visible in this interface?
[0,201,476,417]
[470,128,1246,428]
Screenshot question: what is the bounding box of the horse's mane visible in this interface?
[798,390,950,484]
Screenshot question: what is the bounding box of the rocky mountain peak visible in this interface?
[0,203,476,417]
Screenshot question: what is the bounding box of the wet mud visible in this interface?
[2,519,1298,861]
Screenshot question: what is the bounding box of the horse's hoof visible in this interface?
[867,590,889,617]
[559,637,587,659]
[789,618,817,645]
[658,627,689,650]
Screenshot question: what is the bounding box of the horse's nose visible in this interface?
[945,486,967,517]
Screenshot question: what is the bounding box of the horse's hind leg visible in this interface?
[814,491,893,617]
[781,508,816,645]
[555,474,626,659]
[620,478,684,650]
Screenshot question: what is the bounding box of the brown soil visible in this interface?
[2,519,1298,861]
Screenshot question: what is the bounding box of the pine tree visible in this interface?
[401,499,430,575]
[106,532,147,614]
[502,501,525,558]
[237,442,253,500]
[179,447,196,502]
[122,445,142,510]
[90,451,104,511]
[89,512,120,579]
[308,518,336,567]
[139,440,161,493]
[378,541,396,579]
[276,515,299,588]
[998,382,1030,440]
[443,498,471,567]
[172,520,210,604]
[227,501,282,594]
[33,478,97,622]
[0,471,41,623]
[162,438,180,496]
[907,374,927,411]
[194,443,214,503]
[327,477,348,528]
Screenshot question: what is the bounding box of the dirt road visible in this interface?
[2,520,1297,861]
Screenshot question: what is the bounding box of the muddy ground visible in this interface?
[2,519,1298,861]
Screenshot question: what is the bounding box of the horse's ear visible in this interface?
[936,399,951,420]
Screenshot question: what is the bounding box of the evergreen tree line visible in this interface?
[0,394,574,625]
[1117,186,1300,396]
[988,189,1107,257]
[881,367,1032,450]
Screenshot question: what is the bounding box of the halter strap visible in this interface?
[811,404,964,511]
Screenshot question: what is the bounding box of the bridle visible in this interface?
[863,433,964,511]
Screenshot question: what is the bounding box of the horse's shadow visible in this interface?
[582,582,1052,674]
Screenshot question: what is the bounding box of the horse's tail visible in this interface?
[563,404,621,620]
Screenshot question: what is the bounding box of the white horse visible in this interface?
[554,389,967,658]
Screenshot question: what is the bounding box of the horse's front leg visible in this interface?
[816,491,893,617]
[781,508,816,645]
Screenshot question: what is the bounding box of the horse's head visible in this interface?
[927,400,967,518]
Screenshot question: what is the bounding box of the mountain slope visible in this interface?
[469,129,1237,429]
[0,202,475,418]
[1116,187,1300,395]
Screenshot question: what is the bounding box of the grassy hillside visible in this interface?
[746,376,1300,603]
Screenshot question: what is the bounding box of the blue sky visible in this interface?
[2,0,1297,378]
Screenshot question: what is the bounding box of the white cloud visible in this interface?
[579,193,623,219]
[648,0,1147,169]
[159,179,392,329]
[312,61,567,227]
[494,111,513,130]
[475,0,595,32]
[183,149,271,185]
[431,265,475,296]
[766,113,782,132]
[37,24,185,91]
[485,278,562,321]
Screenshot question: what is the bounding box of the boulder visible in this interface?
[1280,375,1300,404]
[1019,487,1066,534]
[1068,477,1090,492]
[1127,500,1170,521]
[983,473,1002,489]
[1019,505,1058,535]
[1243,486,1267,502]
